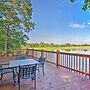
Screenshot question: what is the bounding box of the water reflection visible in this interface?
[60,49,90,55]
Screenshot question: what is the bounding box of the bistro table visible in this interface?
[9,59,39,68]
[9,59,39,89]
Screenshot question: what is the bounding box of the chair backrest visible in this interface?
[15,56,26,60]
[19,64,37,79]
[38,56,46,63]
[15,50,26,60]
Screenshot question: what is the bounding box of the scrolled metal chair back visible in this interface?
[18,64,37,90]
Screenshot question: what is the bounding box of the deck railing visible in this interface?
[1,49,90,78]
[60,52,90,77]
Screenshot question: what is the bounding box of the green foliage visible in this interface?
[70,0,90,11]
[70,0,76,2]
[82,0,90,11]
[27,42,85,48]
[24,42,90,51]
[0,0,35,53]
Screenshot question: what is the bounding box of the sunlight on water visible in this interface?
[57,49,90,74]
[61,49,90,55]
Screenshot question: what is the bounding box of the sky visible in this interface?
[29,0,90,44]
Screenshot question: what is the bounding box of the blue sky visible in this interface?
[29,0,90,44]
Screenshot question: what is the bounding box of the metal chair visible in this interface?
[37,56,46,75]
[18,64,37,90]
[0,63,16,83]
[15,50,26,60]
[15,56,26,60]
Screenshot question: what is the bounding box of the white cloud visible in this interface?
[69,21,90,29]
[88,22,90,25]
[70,23,87,29]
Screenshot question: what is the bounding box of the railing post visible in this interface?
[25,48,29,56]
[0,52,2,58]
[41,49,44,57]
[89,56,90,78]
[12,49,14,57]
[56,50,60,67]
[32,49,34,58]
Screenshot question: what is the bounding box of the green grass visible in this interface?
[22,46,90,51]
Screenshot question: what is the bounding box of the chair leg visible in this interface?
[18,74,20,90]
[0,74,3,80]
[37,66,40,72]
[15,68,17,73]
[34,79,36,89]
[42,64,45,75]
[13,69,16,83]
[18,80,20,90]
[33,77,36,89]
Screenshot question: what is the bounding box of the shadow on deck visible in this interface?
[0,59,90,90]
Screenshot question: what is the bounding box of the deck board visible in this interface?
[0,58,90,90]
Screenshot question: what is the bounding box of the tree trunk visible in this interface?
[4,36,7,54]
[4,27,8,56]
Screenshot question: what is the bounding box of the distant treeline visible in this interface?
[27,42,90,47]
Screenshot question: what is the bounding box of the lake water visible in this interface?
[53,49,90,73]
[59,49,90,55]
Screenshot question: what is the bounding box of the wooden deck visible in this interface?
[0,59,90,90]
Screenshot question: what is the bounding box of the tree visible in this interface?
[0,0,35,53]
[70,0,90,11]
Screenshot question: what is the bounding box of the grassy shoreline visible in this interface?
[22,46,90,51]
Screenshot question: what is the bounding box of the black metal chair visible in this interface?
[37,56,46,75]
[18,64,37,90]
[15,56,26,60]
[15,50,26,60]
[0,63,16,83]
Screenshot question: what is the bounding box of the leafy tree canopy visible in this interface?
[70,0,90,11]
[0,0,35,53]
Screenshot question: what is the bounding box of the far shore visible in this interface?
[22,46,90,51]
